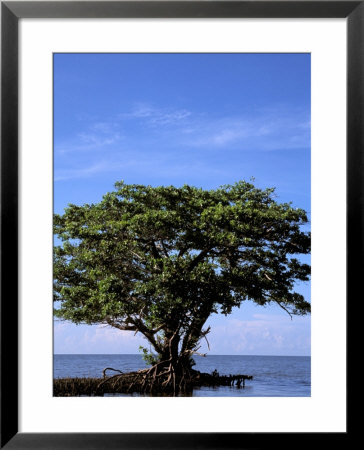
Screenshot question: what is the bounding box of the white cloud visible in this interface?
[56,121,122,155]
[121,103,191,126]
[54,161,113,181]
[54,321,146,354]
[55,104,309,170]
[118,103,310,151]
[204,314,310,356]
[77,131,121,147]
[188,113,310,150]
[90,122,120,133]
[54,313,310,356]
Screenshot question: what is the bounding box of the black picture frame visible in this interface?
[1,1,356,448]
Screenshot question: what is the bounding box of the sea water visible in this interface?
[54,354,310,397]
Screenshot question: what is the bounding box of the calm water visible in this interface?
[54,354,310,397]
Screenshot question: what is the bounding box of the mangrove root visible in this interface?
[54,369,253,397]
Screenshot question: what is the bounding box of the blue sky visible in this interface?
[54,53,310,356]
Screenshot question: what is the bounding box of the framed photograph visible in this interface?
[1,1,356,448]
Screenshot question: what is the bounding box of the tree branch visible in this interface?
[274,300,293,320]
[150,240,161,259]
[188,248,210,271]
[132,317,164,354]
[160,240,169,258]
[178,246,189,258]
[201,326,211,351]
[105,318,137,331]
[151,323,166,334]
[150,241,164,270]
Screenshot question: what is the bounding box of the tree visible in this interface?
[54,180,310,393]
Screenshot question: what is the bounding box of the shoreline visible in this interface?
[53,370,253,397]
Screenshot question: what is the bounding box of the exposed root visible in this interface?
[102,367,123,378]
[54,368,253,397]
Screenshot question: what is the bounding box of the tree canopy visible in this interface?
[54,180,310,373]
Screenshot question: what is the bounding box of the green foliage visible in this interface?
[139,346,158,366]
[54,180,310,363]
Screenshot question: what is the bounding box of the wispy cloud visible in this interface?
[54,151,233,183]
[120,103,191,125]
[204,314,310,356]
[186,114,310,150]
[54,322,145,354]
[77,132,121,147]
[54,314,310,356]
[56,121,122,155]
[56,103,309,158]
[90,122,120,133]
[55,161,125,181]
[54,103,310,184]
[118,103,310,151]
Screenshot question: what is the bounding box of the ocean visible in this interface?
[54,354,310,397]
